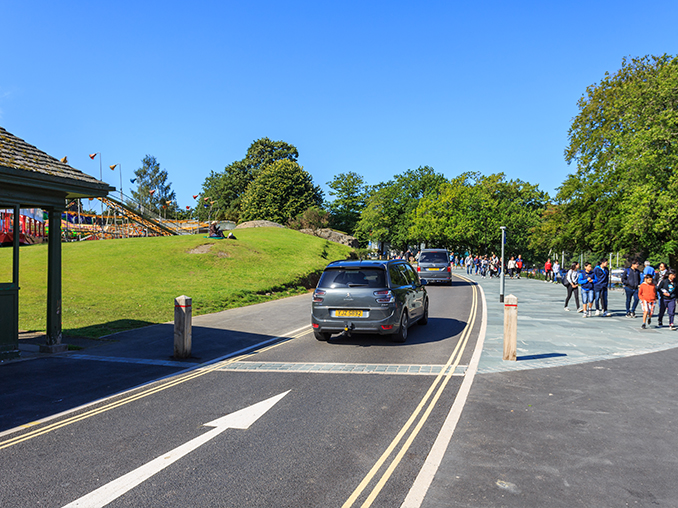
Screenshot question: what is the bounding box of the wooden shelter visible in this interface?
[0,126,114,359]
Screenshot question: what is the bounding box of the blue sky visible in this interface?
[2,1,677,209]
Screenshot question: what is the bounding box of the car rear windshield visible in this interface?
[318,269,387,288]
[419,252,448,264]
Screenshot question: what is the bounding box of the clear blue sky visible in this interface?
[2,1,677,209]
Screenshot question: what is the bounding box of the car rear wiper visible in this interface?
[348,283,368,287]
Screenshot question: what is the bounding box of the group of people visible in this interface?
[563,259,677,330]
[463,254,524,279]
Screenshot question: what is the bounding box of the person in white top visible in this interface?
[564,262,582,311]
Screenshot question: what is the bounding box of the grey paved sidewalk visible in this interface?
[468,275,678,373]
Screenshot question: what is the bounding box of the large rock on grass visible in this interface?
[236,220,285,229]
[299,228,359,248]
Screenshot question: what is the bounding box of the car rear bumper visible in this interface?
[311,311,400,335]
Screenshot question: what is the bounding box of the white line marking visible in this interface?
[400,284,488,508]
[62,391,290,508]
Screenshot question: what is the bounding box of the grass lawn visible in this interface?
[0,228,351,338]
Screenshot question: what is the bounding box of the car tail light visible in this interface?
[312,323,319,329]
[381,325,394,330]
[417,265,421,272]
[313,289,326,303]
[374,289,395,303]
[447,265,451,272]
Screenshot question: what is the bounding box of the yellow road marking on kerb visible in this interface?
[0,327,310,451]
[342,275,478,508]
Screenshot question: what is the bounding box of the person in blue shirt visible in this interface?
[578,262,598,318]
[593,259,610,316]
[642,260,656,279]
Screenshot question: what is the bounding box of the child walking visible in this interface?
[638,274,657,329]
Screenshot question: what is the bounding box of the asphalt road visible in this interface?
[0,276,482,508]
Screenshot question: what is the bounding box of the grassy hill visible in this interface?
[1,228,352,338]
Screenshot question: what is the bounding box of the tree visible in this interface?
[239,160,324,224]
[410,172,547,256]
[537,54,678,265]
[199,138,299,222]
[130,155,177,216]
[326,172,368,234]
[354,166,447,250]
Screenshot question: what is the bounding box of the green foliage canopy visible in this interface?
[354,166,447,250]
[535,55,678,264]
[326,171,368,234]
[411,172,547,256]
[130,155,177,216]
[239,160,324,224]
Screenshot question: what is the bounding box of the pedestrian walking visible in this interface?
[507,256,516,278]
[516,255,523,279]
[657,270,678,329]
[544,258,553,282]
[593,258,611,316]
[654,262,669,318]
[578,262,597,317]
[622,260,642,318]
[564,262,581,312]
[642,260,656,279]
[553,260,561,284]
[639,274,657,329]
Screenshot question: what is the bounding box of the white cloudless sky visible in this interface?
[2,0,677,208]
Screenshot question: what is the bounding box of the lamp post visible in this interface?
[500,226,506,303]
[89,152,104,238]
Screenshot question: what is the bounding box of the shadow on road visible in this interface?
[0,325,280,433]
[324,317,467,347]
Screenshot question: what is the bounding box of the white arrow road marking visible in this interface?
[63,391,290,508]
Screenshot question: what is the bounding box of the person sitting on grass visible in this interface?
[657,269,678,329]
[638,274,657,329]
[209,221,224,238]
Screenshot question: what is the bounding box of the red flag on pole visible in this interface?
[89,153,97,159]
[149,189,156,195]
[186,206,190,210]
[109,164,117,170]
[193,195,198,199]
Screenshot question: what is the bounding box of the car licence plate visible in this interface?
[335,310,364,317]
[427,267,440,271]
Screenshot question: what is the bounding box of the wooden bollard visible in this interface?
[503,294,517,361]
[174,295,192,359]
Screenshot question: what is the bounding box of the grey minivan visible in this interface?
[417,249,452,284]
[311,259,428,342]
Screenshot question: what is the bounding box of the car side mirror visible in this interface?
[420,279,428,286]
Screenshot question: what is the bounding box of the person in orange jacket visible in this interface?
[638,274,657,329]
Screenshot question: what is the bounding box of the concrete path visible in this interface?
[420,273,678,508]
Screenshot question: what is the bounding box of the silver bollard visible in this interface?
[503,294,517,361]
[174,295,192,359]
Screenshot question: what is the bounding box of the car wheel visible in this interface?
[393,310,408,343]
[314,331,331,341]
[418,298,429,325]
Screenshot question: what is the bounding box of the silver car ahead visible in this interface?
[417,249,452,284]
[311,259,428,343]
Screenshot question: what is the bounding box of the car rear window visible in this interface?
[419,252,448,264]
[318,269,387,288]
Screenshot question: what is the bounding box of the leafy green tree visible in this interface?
[130,155,177,216]
[537,54,678,265]
[199,138,299,222]
[411,172,547,256]
[354,166,447,250]
[239,160,323,224]
[326,172,368,234]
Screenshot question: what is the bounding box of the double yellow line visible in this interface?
[342,276,478,508]
[0,327,310,451]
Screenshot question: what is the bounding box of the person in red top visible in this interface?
[638,274,657,329]
[544,258,553,283]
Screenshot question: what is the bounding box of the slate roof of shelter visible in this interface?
[0,126,105,187]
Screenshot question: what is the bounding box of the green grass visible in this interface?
[1,228,351,338]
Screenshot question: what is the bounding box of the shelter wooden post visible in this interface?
[43,207,67,352]
[503,294,518,361]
